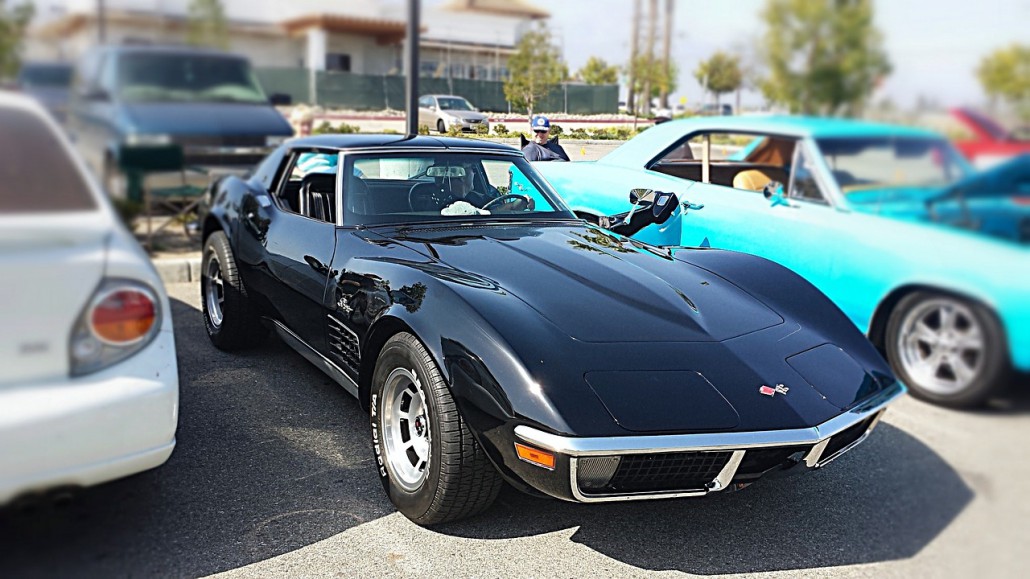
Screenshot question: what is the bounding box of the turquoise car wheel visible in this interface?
[887,292,1008,407]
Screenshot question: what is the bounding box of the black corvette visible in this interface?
[199,135,905,525]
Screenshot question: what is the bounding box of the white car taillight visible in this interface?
[70,279,162,376]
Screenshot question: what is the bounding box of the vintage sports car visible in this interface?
[199,135,903,525]
[537,116,1029,408]
[0,92,179,505]
[950,107,1030,169]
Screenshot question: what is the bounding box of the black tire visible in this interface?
[885,291,1009,408]
[437,119,446,134]
[201,231,267,350]
[371,333,502,525]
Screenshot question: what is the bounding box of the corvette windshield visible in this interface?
[817,137,971,202]
[341,152,575,226]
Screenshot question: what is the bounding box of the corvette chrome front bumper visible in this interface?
[514,382,905,502]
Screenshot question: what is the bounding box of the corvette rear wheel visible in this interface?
[201,231,267,350]
[886,292,1008,408]
[371,332,502,525]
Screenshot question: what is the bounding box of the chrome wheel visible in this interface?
[381,367,431,491]
[205,256,225,329]
[897,297,984,395]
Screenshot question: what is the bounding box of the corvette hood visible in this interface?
[389,223,783,342]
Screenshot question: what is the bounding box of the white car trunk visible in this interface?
[0,214,110,385]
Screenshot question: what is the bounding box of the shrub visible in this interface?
[418,124,430,135]
[567,128,590,140]
[446,123,465,137]
[473,124,489,135]
[313,121,359,134]
[549,123,564,136]
[492,123,509,136]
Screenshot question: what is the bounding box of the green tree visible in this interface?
[978,44,1030,123]
[628,54,677,113]
[694,51,743,107]
[186,0,229,50]
[504,24,565,114]
[758,0,891,116]
[577,56,619,85]
[0,0,34,79]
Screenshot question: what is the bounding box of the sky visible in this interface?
[481,0,1030,110]
[30,0,1030,110]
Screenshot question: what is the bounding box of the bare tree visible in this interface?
[660,0,673,109]
[626,0,640,114]
[641,0,657,116]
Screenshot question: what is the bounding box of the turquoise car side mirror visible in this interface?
[763,181,790,207]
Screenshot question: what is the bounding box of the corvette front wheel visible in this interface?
[201,231,267,350]
[371,332,501,525]
[886,292,1008,408]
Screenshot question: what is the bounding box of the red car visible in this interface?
[951,107,1030,169]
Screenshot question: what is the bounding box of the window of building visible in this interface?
[326,53,351,72]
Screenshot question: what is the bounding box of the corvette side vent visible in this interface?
[327,315,360,375]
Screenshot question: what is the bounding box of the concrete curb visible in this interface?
[153,255,202,285]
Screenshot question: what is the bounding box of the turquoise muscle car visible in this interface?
[537,116,1030,408]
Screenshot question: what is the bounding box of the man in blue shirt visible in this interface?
[521,115,569,162]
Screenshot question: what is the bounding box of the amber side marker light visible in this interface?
[515,443,556,470]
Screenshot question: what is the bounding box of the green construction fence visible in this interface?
[254,67,618,115]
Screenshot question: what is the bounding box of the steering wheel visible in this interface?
[482,193,533,212]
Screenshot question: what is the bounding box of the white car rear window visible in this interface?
[0,107,96,213]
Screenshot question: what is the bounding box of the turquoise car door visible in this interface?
[676,142,841,291]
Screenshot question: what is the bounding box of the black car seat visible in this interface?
[346,176,375,216]
[299,172,336,222]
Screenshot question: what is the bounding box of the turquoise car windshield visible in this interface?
[817,137,971,203]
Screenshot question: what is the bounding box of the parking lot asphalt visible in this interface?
[1,282,1027,578]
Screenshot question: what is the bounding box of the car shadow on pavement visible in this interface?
[0,296,976,577]
[0,297,392,577]
[437,421,973,574]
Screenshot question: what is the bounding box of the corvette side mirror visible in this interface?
[605,190,680,237]
[629,188,653,205]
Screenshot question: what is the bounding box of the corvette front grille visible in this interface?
[732,446,812,482]
[820,416,875,462]
[579,451,732,495]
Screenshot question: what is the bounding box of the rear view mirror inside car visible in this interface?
[427,166,467,178]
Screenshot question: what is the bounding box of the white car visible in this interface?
[418,94,490,133]
[0,92,178,505]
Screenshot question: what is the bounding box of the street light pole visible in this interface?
[97,0,106,43]
[405,0,421,137]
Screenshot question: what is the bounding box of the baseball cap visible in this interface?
[531,114,551,132]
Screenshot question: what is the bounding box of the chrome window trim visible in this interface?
[315,145,523,157]
[515,382,903,457]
